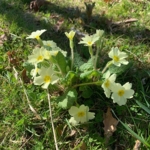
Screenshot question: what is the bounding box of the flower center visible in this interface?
[69,35,73,40]
[37,55,43,61]
[77,111,85,117]
[87,41,92,46]
[35,68,40,73]
[113,55,119,62]
[35,35,40,40]
[44,75,51,83]
[118,90,125,96]
[104,80,110,88]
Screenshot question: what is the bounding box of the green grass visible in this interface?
[0,0,150,149]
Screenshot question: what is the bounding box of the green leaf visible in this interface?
[22,62,34,71]
[79,86,93,98]
[16,118,25,126]
[58,89,77,109]
[79,57,94,71]
[80,70,93,79]
[136,100,150,115]
[108,62,132,75]
[74,52,84,68]
[51,51,67,74]
[80,70,100,79]
[65,71,77,86]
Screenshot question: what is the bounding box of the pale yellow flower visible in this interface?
[65,30,76,40]
[26,29,46,40]
[33,66,58,89]
[30,64,40,78]
[111,82,134,106]
[28,47,50,64]
[108,47,128,67]
[43,40,57,48]
[79,34,99,47]
[69,105,95,125]
[92,29,104,40]
[102,72,116,98]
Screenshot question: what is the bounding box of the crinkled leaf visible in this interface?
[58,89,77,109]
[80,70,93,79]
[79,57,94,71]
[80,70,100,79]
[108,62,132,75]
[74,52,84,68]
[22,62,34,72]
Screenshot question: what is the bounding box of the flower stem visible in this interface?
[102,61,112,74]
[88,46,93,58]
[94,40,102,70]
[56,64,64,77]
[70,40,74,70]
[37,38,43,46]
[88,46,96,69]
[47,90,59,150]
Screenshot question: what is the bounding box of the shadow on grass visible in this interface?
[0,0,149,47]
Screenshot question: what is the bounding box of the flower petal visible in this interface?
[33,76,43,85]
[116,97,127,106]
[88,112,95,120]
[42,82,50,89]
[104,89,111,98]
[109,74,116,82]
[80,115,88,123]
[79,105,89,112]
[123,82,132,89]
[124,89,134,98]
[69,106,78,116]
[69,117,78,125]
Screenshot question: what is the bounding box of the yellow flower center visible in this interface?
[77,111,85,117]
[118,90,125,96]
[69,35,73,40]
[35,35,40,40]
[104,80,110,88]
[113,55,119,62]
[37,55,43,61]
[35,68,39,73]
[87,41,92,46]
[44,75,51,83]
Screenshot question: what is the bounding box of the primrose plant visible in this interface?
[25,29,134,126]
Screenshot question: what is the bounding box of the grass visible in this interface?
[0,0,150,149]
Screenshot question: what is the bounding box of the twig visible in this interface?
[47,90,59,150]
[112,18,138,25]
